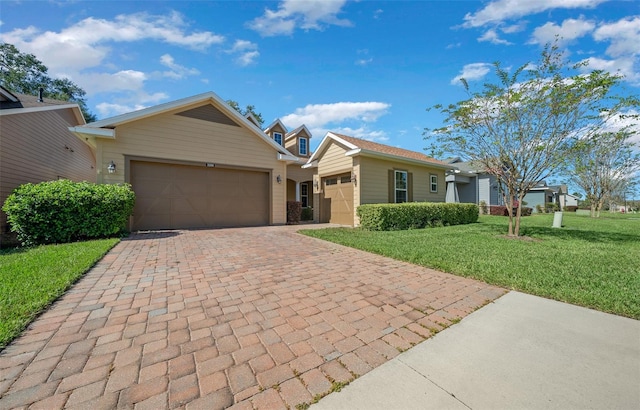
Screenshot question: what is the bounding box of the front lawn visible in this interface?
[301,213,640,319]
[0,239,119,348]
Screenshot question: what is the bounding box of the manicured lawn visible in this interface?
[0,239,119,348]
[301,213,640,319]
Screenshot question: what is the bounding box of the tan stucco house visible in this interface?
[263,120,315,209]
[69,92,300,231]
[304,132,453,226]
[0,86,95,241]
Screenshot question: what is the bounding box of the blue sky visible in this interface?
[1,0,639,154]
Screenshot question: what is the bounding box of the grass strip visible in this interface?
[301,213,640,319]
[0,238,119,348]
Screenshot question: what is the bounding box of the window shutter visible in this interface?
[388,170,394,203]
[408,172,414,202]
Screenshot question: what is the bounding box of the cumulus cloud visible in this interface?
[281,101,390,129]
[248,0,351,36]
[333,126,389,142]
[478,28,513,45]
[96,102,148,117]
[593,16,640,57]
[462,0,608,28]
[451,63,492,85]
[159,54,200,79]
[579,56,640,85]
[227,40,260,66]
[529,17,596,45]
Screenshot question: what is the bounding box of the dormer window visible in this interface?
[299,137,308,156]
[273,132,283,145]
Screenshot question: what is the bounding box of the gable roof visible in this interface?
[306,132,452,170]
[68,91,297,161]
[285,124,312,141]
[263,119,288,134]
[0,86,85,124]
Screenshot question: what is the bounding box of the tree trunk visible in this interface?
[590,203,596,218]
[514,201,523,237]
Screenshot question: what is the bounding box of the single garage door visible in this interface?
[130,160,270,230]
[321,174,354,226]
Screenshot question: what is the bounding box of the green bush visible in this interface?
[356,202,479,231]
[301,207,314,221]
[287,201,302,225]
[2,180,135,246]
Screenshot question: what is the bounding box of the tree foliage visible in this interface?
[426,43,638,236]
[565,131,639,217]
[0,43,97,122]
[226,99,264,126]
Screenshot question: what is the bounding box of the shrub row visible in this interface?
[565,206,578,212]
[2,180,135,246]
[356,202,479,231]
[489,205,533,216]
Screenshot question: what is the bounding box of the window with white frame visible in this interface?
[299,137,308,156]
[430,174,438,192]
[273,132,283,145]
[395,170,408,203]
[301,183,309,208]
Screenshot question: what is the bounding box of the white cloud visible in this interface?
[159,54,200,79]
[478,28,513,45]
[0,11,224,73]
[374,9,384,20]
[333,126,389,142]
[248,0,351,36]
[227,40,260,66]
[580,56,640,85]
[355,58,373,66]
[96,102,148,117]
[594,16,640,57]
[529,17,596,45]
[281,101,390,129]
[462,0,608,28]
[451,63,492,85]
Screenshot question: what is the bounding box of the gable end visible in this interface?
[175,105,239,127]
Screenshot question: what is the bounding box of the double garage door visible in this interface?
[130,160,269,231]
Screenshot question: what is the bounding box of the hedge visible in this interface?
[2,180,135,246]
[490,205,532,216]
[356,202,479,231]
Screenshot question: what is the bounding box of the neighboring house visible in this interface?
[0,86,95,241]
[69,92,300,231]
[445,158,572,212]
[263,120,315,209]
[304,132,452,226]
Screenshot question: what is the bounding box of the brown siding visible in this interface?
[98,107,286,224]
[0,108,95,234]
[359,157,446,204]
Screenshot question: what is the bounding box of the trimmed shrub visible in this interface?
[356,202,478,231]
[522,207,533,216]
[490,205,508,216]
[545,202,559,212]
[301,207,314,221]
[2,180,135,246]
[287,201,302,225]
[479,200,488,215]
[565,206,578,212]
[536,204,544,213]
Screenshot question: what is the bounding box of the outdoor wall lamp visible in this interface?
[107,161,116,174]
[351,172,357,186]
[314,180,319,190]
[276,175,282,184]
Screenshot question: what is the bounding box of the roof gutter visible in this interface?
[68,126,115,139]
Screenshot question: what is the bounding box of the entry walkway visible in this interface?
[0,226,504,409]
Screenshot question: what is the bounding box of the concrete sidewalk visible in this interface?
[313,291,640,410]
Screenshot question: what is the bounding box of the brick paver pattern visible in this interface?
[0,226,505,409]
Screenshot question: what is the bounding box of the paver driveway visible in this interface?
[0,225,504,409]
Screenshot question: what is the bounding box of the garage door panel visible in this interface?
[130,161,270,230]
[321,174,354,226]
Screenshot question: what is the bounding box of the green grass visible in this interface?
[301,213,640,319]
[0,239,119,348]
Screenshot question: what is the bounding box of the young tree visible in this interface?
[566,131,639,217]
[426,44,638,236]
[0,43,97,122]
[226,99,264,126]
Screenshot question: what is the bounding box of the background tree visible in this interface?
[0,43,97,122]
[226,99,264,127]
[426,43,638,237]
[564,130,639,217]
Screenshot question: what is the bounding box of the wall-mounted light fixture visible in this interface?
[276,175,282,184]
[314,180,319,190]
[107,161,116,174]
[351,172,357,186]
